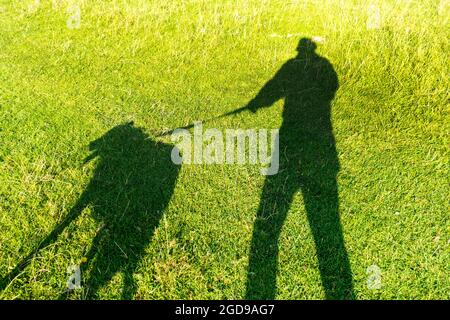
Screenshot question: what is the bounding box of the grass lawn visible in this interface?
[0,0,449,299]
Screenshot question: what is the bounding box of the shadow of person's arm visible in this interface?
[319,58,339,100]
[245,63,289,113]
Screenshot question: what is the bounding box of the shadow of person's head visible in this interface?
[296,37,318,58]
[297,37,317,52]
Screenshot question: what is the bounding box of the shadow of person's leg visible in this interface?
[245,171,297,300]
[302,176,354,299]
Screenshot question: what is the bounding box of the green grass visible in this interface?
[0,0,449,299]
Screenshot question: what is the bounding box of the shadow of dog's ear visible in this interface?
[83,150,99,164]
[126,121,134,126]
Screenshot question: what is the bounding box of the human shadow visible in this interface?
[1,122,180,299]
[245,38,354,299]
